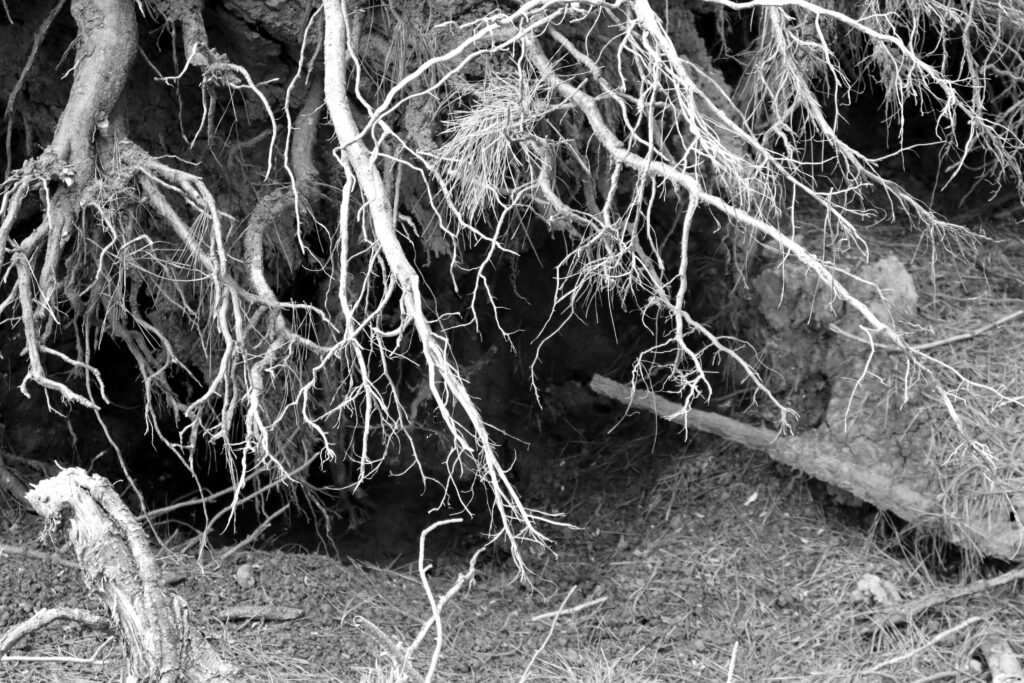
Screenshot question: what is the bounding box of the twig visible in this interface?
[1,654,107,665]
[519,586,577,683]
[217,504,288,563]
[863,617,982,674]
[418,518,458,683]
[726,641,739,682]
[405,518,489,683]
[530,594,607,622]
[829,308,1024,352]
[174,452,319,560]
[218,605,304,622]
[1,635,112,666]
[907,672,971,683]
[910,308,1024,350]
[876,565,1024,627]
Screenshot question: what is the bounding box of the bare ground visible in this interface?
[3,415,1020,682]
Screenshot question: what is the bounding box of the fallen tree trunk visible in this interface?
[589,374,1024,561]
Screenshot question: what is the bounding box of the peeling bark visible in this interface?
[23,468,240,682]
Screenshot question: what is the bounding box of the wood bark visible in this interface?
[590,374,1024,561]
[23,468,240,682]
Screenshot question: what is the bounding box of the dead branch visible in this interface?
[590,374,777,449]
[876,565,1024,628]
[217,606,303,622]
[0,607,112,657]
[981,635,1024,683]
[589,373,1024,561]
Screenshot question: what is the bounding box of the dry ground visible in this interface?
[3,413,1022,682]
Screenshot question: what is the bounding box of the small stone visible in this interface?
[234,563,258,589]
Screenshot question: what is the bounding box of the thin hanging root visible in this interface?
[521,29,1010,425]
[13,253,96,408]
[322,0,553,575]
[3,0,68,176]
[524,34,907,350]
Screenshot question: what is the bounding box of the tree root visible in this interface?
[4,0,1022,584]
[322,0,560,574]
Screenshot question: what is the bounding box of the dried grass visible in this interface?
[646,440,1021,682]
[431,72,549,222]
[870,226,1024,559]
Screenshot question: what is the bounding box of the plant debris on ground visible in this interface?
[5,422,1024,681]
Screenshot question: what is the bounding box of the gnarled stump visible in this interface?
[18,468,239,682]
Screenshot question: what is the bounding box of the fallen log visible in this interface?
[589,374,1024,561]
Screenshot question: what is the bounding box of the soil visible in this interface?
[3,407,1019,682]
